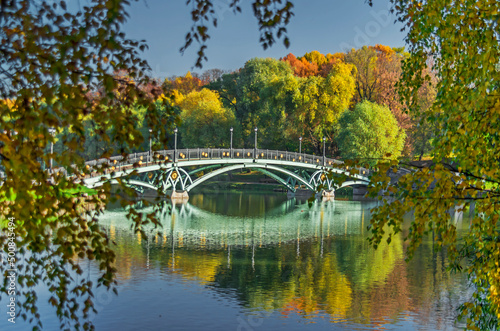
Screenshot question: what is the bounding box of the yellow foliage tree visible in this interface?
[179,89,237,148]
[367,1,500,329]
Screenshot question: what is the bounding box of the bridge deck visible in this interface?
[49,148,371,192]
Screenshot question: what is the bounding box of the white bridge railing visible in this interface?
[50,148,371,178]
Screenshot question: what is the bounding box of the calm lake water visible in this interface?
[2,192,471,330]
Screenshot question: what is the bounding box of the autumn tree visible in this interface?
[318,54,345,78]
[179,89,238,148]
[164,71,205,95]
[371,46,414,155]
[302,50,327,68]
[281,53,318,77]
[344,45,406,107]
[344,45,430,156]
[367,1,500,329]
[345,46,378,103]
[326,52,345,63]
[282,51,345,79]
[0,1,174,329]
[290,61,356,154]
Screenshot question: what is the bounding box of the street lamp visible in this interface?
[149,128,152,163]
[48,128,56,170]
[230,127,233,158]
[322,136,326,166]
[299,136,302,154]
[254,127,258,159]
[174,127,178,163]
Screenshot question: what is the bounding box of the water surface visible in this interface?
[2,192,470,330]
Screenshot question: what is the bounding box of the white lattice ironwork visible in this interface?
[82,148,370,194]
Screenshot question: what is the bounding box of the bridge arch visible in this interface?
[339,180,369,189]
[162,167,193,191]
[102,179,158,191]
[87,166,370,194]
[95,164,317,193]
[187,163,316,192]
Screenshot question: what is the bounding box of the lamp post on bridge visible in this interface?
[299,136,302,154]
[322,136,326,167]
[49,127,56,171]
[254,127,258,159]
[230,127,233,158]
[174,127,178,163]
[149,128,152,163]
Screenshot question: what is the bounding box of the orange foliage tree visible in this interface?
[281,53,318,77]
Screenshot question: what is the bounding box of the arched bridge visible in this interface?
[81,148,370,198]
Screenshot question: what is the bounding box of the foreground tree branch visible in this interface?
[0,1,175,329]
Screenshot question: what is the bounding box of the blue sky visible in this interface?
[122,0,407,78]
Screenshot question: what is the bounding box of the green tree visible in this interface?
[179,89,238,147]
[232,57,295,148]
[366,1,500,329]
[290,61,356,154]
[209,58,357,154]
[207,71,239,111]
[335,101,405,165]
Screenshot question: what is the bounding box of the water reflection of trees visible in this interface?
[210,240,355,319]
[189,192,292,217]
[103,221,466,328]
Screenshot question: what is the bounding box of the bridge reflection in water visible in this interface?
[100,198,375,249]
[96,195,467,330]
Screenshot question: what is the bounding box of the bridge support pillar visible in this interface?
[320,190,335,201]
[168,190,189,202]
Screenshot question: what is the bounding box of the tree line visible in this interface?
[60,45,435,167]
[158,45,436,165]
